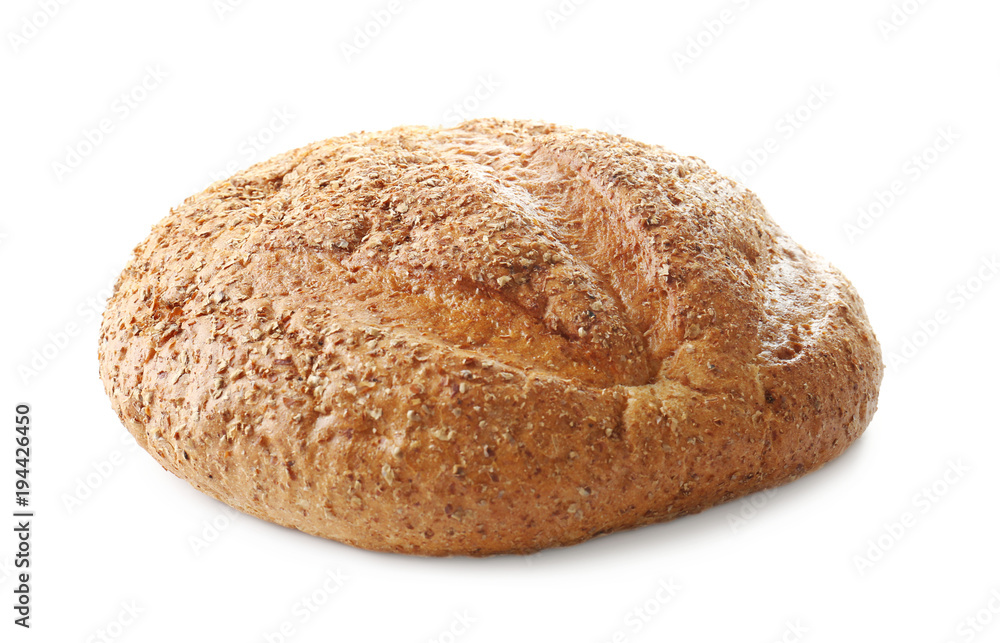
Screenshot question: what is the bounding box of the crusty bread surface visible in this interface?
[99,119,882,556]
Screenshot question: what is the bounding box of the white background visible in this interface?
[2,0,999,641]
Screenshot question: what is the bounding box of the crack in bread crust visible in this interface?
[98,118,883,556]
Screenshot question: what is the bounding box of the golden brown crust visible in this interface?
[98,119,882,556]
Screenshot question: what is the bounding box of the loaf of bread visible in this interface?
[98,119,882,556]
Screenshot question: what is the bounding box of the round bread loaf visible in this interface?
[99,118,882,556]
